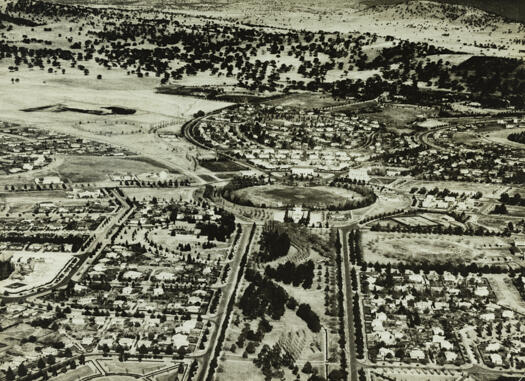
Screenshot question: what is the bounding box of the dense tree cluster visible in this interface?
[239,269,289,320]
[500,192,524,206]
[196,210,236,241]
[491,203,508,215]
[0,258,14,280]
[264,260,314,288]
[508,131,525,144]
[258,229,291,262]
[253,344,294,379]
[296,303,321,333]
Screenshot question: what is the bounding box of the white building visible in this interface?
[348,167,370,182]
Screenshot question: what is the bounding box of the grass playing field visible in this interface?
[233,185,364,208]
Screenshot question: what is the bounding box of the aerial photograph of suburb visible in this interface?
[0,0,523,380]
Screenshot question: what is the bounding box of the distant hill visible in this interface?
[35,0,525,23]
[360,0,525,23]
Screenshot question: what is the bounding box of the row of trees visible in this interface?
[334,231,348,379]
[296,303,321,333]
[353,294,365,358]
[370,222,508,236]
[239,269,289,320]
[206,223,256,381]
[196,210,236,242]
[348,230,363,266]
[0,232,88,252]
[365,259,508,276]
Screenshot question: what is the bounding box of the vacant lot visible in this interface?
[233,185,364,208]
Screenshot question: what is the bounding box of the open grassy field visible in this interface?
[0,63,230,127]
[0,190,69,203]
[98,359,167,375]
[216,358,266,381]
[486,274,525,315]
[122,187,198,202]
[362,231,513,265]
[155,368,184,381]
[49,365,96,381]
[233,185,364,208]
[484,127,525,149]
[199,160,246,172]
[507,206,525,218]
[395,179,508,198]
[365,104,437,130]
[370,367,462,381]
[264,92,352,109]
[54,155,169,183]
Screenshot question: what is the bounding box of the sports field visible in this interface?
[233,185,364,208]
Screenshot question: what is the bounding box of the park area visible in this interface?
[362,231,513,265]
[232,185,365,209]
